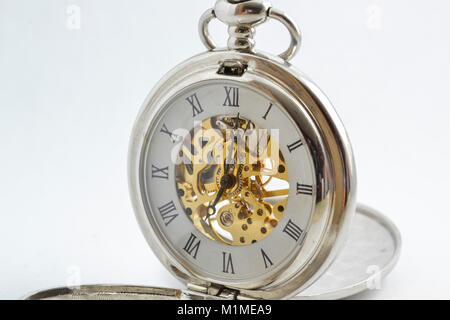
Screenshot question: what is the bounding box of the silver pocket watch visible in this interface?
[27,0,401,300]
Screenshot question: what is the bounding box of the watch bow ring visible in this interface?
[199,1,301,61]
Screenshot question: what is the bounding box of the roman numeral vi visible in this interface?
[222,252,235,274]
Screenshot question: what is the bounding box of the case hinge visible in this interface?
[187,283,252,300]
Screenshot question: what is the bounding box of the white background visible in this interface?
[1,0,449,299]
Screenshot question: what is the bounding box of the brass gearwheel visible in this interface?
[175,115,289,246]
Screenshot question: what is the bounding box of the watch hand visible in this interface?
[234,113,240,130]
[225,136,236,172]
[205,114,241,221]
[227,113,240,168]
[205,174,236,221]
[205,185,226,220]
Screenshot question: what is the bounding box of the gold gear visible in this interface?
[175,115,289,246]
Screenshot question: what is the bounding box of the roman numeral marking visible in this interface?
[160,124,178,143]
[152,165,169,180]
[261,249,273,269]
[287,139,303,152]
[262,103,273,120]
[183,233,201,259]
[158,201,178,226]
[283,219,303,242]
[223,86,239,107]
[186,93,204,117]
[297,183,313,196]
[222,252,235,274]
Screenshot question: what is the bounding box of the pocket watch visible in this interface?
[27,0,401,300]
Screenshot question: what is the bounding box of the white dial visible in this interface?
[142,81,316,282]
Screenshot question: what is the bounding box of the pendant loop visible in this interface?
[199,8,218,53]
[267,8,301,62]
[199,1,301,62]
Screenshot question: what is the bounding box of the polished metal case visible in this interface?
[128,48,356,299]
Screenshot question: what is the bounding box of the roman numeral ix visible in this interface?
[283,219,303,242]
[158,201,178,226]
[297,183,313,196]
[152,165,169,180]
[183,233,201,259]
[186,93,204,117]
[223,86,239,107]
[222,252,235,274]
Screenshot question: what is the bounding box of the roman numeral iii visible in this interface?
[283,219,303,242]
[297,183,313,196]
[223,86,239,107]
[152,165,169,180]
[186,93,204,117]
[183,233,201,259]
[222,252,235,274]
[158,201,178,226]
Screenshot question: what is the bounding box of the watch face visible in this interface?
[142,81,316,282]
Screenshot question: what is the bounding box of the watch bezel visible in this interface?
[128,49,356,299]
